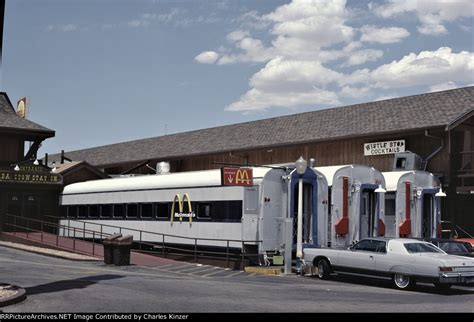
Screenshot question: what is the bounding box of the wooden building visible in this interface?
[0,92,63,233]
[52,160,109,186]
[48,87,474,232]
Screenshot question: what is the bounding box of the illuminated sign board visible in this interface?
[221,167,253,187]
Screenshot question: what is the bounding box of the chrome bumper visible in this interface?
[439,272,474,284]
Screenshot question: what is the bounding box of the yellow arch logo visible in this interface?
[235,169,251,185]
[170,193,194,225]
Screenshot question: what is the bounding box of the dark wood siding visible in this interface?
[0,137,23,163]
[172,131,448,175]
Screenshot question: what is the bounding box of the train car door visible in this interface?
[384,193,396,237]
[421,192,435,238]
[290,168,319,248]
[360,187,377,239]
[292,182,313,245]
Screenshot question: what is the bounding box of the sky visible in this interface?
[2,0,473,157]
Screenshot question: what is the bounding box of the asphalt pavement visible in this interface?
[0,245,473,313]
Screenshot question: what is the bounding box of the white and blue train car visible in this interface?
[59,166,329,257]
[315,165,386,247]
[382,170,444,239]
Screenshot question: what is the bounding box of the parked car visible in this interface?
[422,238,474,257]
[303,238,474,290]
[455,238,474,250]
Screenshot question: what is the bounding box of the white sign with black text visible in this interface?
[364,140,405,156]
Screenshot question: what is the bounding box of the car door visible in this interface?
[372,240,393,276]
[337,239,377,274]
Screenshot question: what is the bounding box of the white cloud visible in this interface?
[342,49,384,66]
[226,30,250,42]
[234,10,272,30]
[429,81,458,92]
[266,0,354,47]
[198,0,355,66]
[194,51,220,64]
[225,87,340,112]
[225,57,342,111]
[360,25,410,43]
[249,58,342,92]
[370,0,474,35]
[199,0,360,110]
[217,37,274,64]
[45,24,78,32]
[198,0,473,113]
[340,86,373,98]
[127,9,201,28]
[370,47,474,88]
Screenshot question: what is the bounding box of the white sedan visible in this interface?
[303,238,474,290]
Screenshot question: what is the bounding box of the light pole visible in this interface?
[374,184,386,236]
[435,187,446,237]
[295,156,307,274]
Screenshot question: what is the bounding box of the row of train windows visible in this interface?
[61,201,243,222]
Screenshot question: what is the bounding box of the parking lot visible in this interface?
[1,246,473,313]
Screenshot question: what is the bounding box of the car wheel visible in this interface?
[392,273,414,290]
[315,258,331,280]
[434,283,452,291]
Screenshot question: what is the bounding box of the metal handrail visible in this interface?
[2,213,263,269]
[2,215,104,256]
[61,216,262,244]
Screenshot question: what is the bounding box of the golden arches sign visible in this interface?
[170,193,195,225]
[221,167,253,186]
[235,169,251,185]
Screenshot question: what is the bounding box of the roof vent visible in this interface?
[156,161,170,175]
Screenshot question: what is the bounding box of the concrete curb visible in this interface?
[244,266,283,275]
[0,284,26,308]
[0,241,101,262]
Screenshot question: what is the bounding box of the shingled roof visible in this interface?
[49,86,474,167]
[0,92,54,136]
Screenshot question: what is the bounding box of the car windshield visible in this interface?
[438,242,469,254]
[404,242,444,254]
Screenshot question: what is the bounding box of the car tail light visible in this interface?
[439,267,453,272]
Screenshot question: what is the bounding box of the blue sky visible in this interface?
[2,0,473,156]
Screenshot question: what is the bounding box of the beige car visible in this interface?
[303,238,474,290]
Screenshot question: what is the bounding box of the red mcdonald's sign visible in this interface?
[221,167,253,187]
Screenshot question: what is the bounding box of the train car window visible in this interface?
[68,205,78,218]
[60,206,68,218]
[197,203,212,220]
[213,201,242,222]
[89,205,100,218]
[113,204,125,218]
[127,204,139,218]
[182,201,193,214]
[141,203,154,219]
[156,203,169,219]
[78,205,88,218]
[244,187,259,214]
[101,204,113,218]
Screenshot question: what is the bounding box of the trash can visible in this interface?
[113,235,133,266]
[103,233,122,264]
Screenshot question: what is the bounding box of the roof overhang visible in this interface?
[0,126,55,140]
[446,109,474,131]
